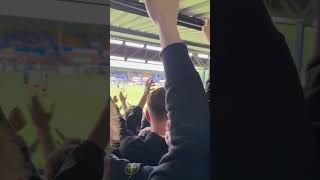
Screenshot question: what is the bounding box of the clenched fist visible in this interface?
[145,0,181,49]
[145,0,179,27]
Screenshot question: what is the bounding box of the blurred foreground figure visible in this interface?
[0,108,41,180]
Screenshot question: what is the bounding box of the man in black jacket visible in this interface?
[212,0,314,179]
[304,55,320,178]
[119,87,169,166]
[54,0,210,179]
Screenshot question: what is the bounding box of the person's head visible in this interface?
[147,87,168,136]
[45,139,82,180]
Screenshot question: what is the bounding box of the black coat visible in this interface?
[120,132,168,166]
[212,0,315,179]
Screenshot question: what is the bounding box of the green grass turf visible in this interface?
[110,84,144,108]
[0,71,108,167]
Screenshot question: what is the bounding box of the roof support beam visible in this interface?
[110,0,204,31]
[110,25,210,50]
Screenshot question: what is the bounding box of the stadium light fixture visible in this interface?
[110,56,125,61]
[110,39,123,45]
[197,54,209,59]
[125,42,145,48]
[127,58,146,63]
[146,45,162,51]
[148,60,163,65]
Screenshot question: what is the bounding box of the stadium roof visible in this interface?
[110,0,210,53]
[109,0,318,54]
[266,0,317,25]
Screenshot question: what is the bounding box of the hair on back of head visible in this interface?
[147,87,167,121]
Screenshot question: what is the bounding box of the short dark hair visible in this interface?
[147,87,167,120]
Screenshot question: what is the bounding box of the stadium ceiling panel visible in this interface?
[265,0,317,26]
[110,0,210,53]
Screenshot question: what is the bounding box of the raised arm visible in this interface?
[54,102,109,180]
[30,95,56,161]
[137,78,155,109]
[145,0,209,151]
[144,1,210,179]
[118,92,128,115]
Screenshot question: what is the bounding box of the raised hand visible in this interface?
[202,17,210,43]
[138,78,155,109]
[143,78,155,96]
[145,0,181,48]
[119,91,128,115]
[145,0,179,27]
[29,95,55,130]
[119,91,127,103]
[112,95,118,104]
[29,95,56,160]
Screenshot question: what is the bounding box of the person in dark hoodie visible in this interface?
[119,87,169,166]
[304,55,320,179]
[54,0,210,179]
[212,0,314,179]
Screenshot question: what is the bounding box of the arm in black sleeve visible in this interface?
[149,43,210,180]
[304,56,320,123]
[125,106,143,133]
[54,141,105,180]
[304,55,320,178]
[161,43,210,148]
[119,117,136,139]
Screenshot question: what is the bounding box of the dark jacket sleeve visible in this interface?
[161,43,210,147]
[213,1,314,179]
[304,56,320,176]
[54,141,105,180]
[119,117,135,140]
[304,56,320,123]
[149,43,211,180]
[125,106,143,133]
